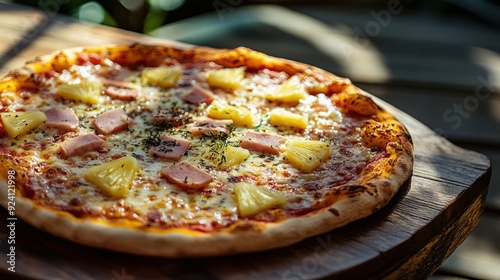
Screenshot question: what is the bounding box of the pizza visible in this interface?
[0,44,413,257]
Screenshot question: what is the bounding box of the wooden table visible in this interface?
[0,3,492,279]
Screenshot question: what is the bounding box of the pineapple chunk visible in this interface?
[269,108,308,130]
[57,80,103,104]
[266,76,307,103]
[141,66,182,88]
[206,67,245,91]
[206,100,258,127]
[212,146,250,170]
[85,156,140,198]
[0,111,47,138]
[234,183,286,217]
[284,139,330,173]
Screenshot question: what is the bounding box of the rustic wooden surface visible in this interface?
[0,3,492,279]
[0,3,187,77]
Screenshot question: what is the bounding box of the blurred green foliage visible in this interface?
[10,0,220,33]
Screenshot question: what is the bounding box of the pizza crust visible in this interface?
[0,44,413,257]
[0,175,407,257]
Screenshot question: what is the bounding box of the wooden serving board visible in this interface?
[0,3,491,279]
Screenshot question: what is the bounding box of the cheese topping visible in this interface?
[0,57,379,232]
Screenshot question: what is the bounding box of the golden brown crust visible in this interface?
[0,43,413,257]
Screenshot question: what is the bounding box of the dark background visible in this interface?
[10,0,500,33]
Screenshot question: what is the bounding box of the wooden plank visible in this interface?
[319,9,500,90]
[360,84,500,146]
[386,190,487,280]
[458,146,500,211]
[436,212,500,280]
[0,21,186,76]
[0,3,188,76]
[150,5,500,90]
[294,6,500,50]
[0,5,47,73]
[0,6,46,44]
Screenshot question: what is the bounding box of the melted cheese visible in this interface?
[0,61,376,231]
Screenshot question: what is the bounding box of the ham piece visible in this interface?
[93,108,131,135]
[181,86,216,105]
[60,133,104,158]
[240,131,285,155]
[188,117,233,136]
[161,161,213,189]
[105,86,138,100]
[101,78,139,100]
[44,107,79,132]
[152,108,189,127]
[149,135,192,160]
